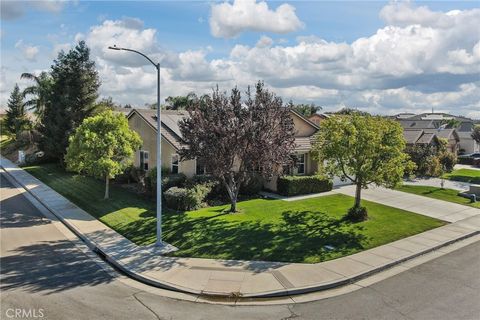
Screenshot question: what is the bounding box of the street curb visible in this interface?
[2,161,479,299]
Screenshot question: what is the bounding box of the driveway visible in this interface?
[335,185,480,222]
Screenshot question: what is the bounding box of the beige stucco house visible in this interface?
[127,108,322,191]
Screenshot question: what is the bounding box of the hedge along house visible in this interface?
[127,108,324,192]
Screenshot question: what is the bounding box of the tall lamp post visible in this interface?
[108,45,163,246]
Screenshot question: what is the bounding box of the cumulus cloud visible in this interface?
[83,5,478,116]
[4,4,479,118]
[256,35,273,48]
[210,0,304,38]
[1,0,65,20]
[15,40,39,61]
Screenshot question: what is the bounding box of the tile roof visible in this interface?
[128,109,188,150]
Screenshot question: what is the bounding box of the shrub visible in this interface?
[185,175,221,199]
[164,184,212,211]
[146,167,187,195]
[114,164,135,184]
[439,151,457,172]
[425,156,442,177]
[346,206,368,222]
[240,174,264,195]
[277,175,333,196]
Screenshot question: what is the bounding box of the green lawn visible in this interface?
[24,163,445,263]
[0,135,14,153]
[444,169,480,184]
[396,185,480,209]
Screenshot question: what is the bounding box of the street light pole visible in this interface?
[108,45,163,246]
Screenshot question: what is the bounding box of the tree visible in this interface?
[165,93,197,110]
[472,125,480,145]
[178,82,296,212]
[65,111,142,199]
[21,71,53,119]
[4,84,31,140]
[313,114,413,221]
[40,41,100,161]
[334,107,370,116]
[289,102,322,117]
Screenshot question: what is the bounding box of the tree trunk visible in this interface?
[104,176,110,200]
[354,182,362,208]
[230,193,237,213]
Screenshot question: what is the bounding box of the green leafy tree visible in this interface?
[65,111,142,199]
[288,102,322,118]
[40,41,100,161]
[165,93,197,110]
[334,107,370,116]
[20,71,53,120]
[313,114,413,221]
[472,125,480,145]
[4,84,31,140]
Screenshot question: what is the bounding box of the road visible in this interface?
[1,171,479,320]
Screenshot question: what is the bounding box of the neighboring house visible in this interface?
[394,112,475,153]
[127,108,323,191]
[402,128,460,152]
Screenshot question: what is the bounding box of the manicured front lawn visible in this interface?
[396,185,480,209]
[24,163,445,263]
[444,169,480,184]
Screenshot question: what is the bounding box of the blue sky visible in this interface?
[1,1,479,117]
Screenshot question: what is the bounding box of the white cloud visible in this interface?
[3,4,479,119]
[256,35,273,48]
[210,0,304,38]
[1,0,66,20]
[15,40,39,62]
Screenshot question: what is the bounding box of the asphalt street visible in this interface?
[1,171,479,320]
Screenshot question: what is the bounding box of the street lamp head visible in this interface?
[108,45,121,51]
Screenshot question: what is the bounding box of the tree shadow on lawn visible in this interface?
[120,209,368,267]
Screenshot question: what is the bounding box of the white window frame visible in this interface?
[295,153,306,175]
[171,154,179,174]
[139,150,149,171]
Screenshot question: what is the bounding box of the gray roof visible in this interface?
[423,128,457,140]
[128,109,188,149]
[403,129,424,144]
[397,120,436,129]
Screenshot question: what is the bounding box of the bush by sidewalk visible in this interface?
[277,175,333,196]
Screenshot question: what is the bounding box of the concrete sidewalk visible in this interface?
[2,157,479,298]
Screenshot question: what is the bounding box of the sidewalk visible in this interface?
[2,156,479,298]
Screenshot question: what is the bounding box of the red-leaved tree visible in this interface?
[178,82,296,212]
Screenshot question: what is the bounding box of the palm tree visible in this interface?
[165,92,197,110]
[20,71,52,119]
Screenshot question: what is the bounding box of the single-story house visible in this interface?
[127,108,324,191]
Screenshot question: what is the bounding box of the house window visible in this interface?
[139,150,149,171]
[171,154,179,174]
[195,158,207,175]
[296,154,305,175]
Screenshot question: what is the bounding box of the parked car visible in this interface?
[458,153,480,165]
